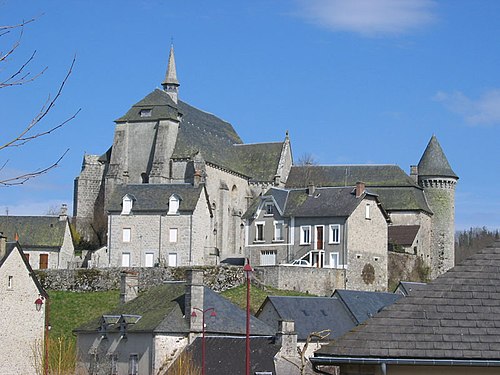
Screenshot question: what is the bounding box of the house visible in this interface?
[0,204,75,269]
[285,135,458,279]
[0,234,48,375]
[311,241,500,375]
[74,269,275,374]
[244,182,390,291]
[105,183,213,267]
[74,45,293,267]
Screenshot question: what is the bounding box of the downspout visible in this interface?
[343,219,347,289]
[108,214,112,266]
[189,214,193,264]
[159,215,162,264]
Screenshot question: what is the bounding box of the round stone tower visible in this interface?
[417,135,458,278]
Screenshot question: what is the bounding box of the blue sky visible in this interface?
[1,0,499,230]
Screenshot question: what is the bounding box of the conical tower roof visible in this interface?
[162,44,179,87]
[417,135,458,179]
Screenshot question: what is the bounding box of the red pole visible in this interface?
[243,261,253,375]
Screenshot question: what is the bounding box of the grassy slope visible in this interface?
[48,284,312,339]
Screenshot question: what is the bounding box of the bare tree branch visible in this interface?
[0,149,69,186]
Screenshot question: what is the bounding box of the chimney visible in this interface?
[185,269,204,333]
[0,232,6,260]
[410,165,418,183]
[355,181,365,198]
[276,320,297,357]
[59,204,68,221]
[307,182,315,196]
[120,271,139,304]
[193,170,202,188]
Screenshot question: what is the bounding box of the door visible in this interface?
[39,254,48,269]
[315,226,324,250]
[145,252,154,267]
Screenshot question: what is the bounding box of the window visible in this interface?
[300,226,311,245]
[274,221,284,241]
[140,108,152,117]
[365,203,371,219]
[168,253,177,267]
[123,228,131,242]
[265,202,274,216]
[23,253,30,263]
[330,252,340,268]
[122,195,133,215]
[122,253,131,267]
[168,195,180,215]
[7,276,13,289]
[260,250,276,266]
[329,224,340,244]
[145,253,154,267]
[39,254,48,269]
[255,222,265,242]
[169,228,178,243]
[129,354,139,375]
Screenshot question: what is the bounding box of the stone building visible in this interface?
[73,45,457,279]
[0,235,48,375]
[285,135,458,278]
[74,46,292,267]
[243,182,390,291]
[0,204,75,269]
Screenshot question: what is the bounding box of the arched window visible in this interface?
[168,194,180,215]
[122,195,134,215]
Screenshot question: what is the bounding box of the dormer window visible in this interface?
[140,108,152,117]
[122,195,134,215]
[168,194,180,215]
[265,202,274,216]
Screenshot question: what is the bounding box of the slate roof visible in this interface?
[75,283,275,336]
[285,165,417,188]
[418,135,458,179]
[315,241,500,362]
[257,296,356,341]
[332,289,402,325]
[0,216,68,252]
[285,166,432,214]
[115,89,179,122]
[388,225,420,246]
[394,281,427,296]
[106,184,206,213]
[184,336,279,375]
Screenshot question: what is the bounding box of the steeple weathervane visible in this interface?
[162,43,179,103]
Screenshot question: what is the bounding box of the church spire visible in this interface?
[162,44,180,103]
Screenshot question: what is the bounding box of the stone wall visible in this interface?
[254,266,345,296]
[387,251,431,291]
[36,266,247,293]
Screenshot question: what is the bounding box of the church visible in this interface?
[73,46,457,280]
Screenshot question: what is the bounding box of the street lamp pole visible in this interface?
[243,260,253,375]
[191,307,216,375]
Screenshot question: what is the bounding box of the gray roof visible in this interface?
[394,281,427,296]
[418,135,458,179]
[286,165,417,188]
[0,216,69,252]
[388,225,420,246]
[332,289,402,325]
[185,337,279,375]
[76,283,274,336]
[316,241,500,361]
[370,187,432,214]
[115,89,179,122]
[257,296,357,340]
[106,184,207,213]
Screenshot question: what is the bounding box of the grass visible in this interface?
[221,283,314,314]
[48,290,120,340]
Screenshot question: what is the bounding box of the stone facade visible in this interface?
[0,241,47,375]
